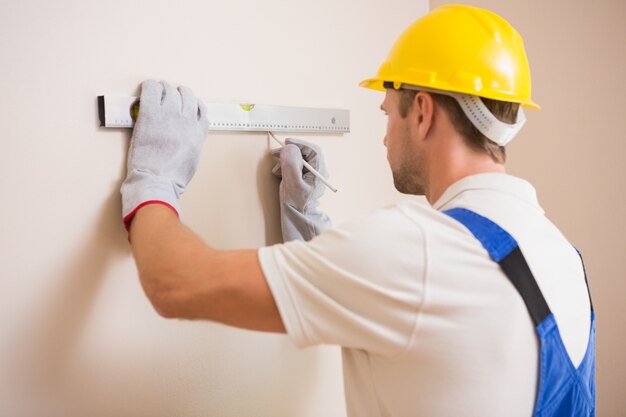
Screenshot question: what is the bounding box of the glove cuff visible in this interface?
[121,170,181,231]
[281,203,332,242]
[123,200,179,232]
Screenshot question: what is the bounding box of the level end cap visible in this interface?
[97,96,105,127]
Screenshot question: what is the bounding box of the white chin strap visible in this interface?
[452,93,526,146]
[400,85,526,146]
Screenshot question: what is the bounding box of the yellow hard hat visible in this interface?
[359,4,540,109]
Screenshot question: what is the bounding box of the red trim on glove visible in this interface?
[124,200,179,232]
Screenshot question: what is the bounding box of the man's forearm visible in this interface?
[130,204,206,317]
[129,204,285,333]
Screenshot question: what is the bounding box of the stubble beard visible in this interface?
[391,149,428,196]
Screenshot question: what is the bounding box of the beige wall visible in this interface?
[429,0,626,415]
[2,0,623,415]
[0,0,426,416]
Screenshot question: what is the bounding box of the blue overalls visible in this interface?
[444,208,596,417]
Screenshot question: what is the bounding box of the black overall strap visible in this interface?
[574,247,595,312]
[444,208,551,327]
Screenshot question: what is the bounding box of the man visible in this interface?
[121,5,595,417]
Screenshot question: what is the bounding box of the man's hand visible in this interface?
[121,80,209,229]
[271,138,332,241]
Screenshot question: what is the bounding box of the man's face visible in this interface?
[381,89,427,195]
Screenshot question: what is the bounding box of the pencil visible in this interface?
[268,131,338,193]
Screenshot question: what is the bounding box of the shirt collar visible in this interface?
[432,173,543,213]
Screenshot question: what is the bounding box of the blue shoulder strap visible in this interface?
[443,207,551,325]
[443,207,596,417]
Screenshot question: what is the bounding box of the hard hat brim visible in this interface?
[358,77,541,110]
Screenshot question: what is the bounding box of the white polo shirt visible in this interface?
[258,173,591,417]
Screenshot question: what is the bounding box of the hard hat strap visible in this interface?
[452,93,526,146]
[387,82,526,146]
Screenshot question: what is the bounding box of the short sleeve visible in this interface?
[258,206,427,357]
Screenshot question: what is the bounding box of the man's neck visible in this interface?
[425,146,506,205]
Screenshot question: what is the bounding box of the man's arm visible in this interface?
[120,81,329,334]
[130,204,286,333]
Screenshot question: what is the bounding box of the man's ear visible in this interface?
[414,92,435,140]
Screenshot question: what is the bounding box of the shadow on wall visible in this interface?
[257,135,282,246]
[4,187,130,417]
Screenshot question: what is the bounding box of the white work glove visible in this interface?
[271,138,332,241]
[121,80,209,229]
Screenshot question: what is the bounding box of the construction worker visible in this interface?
[121,5,595,417]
